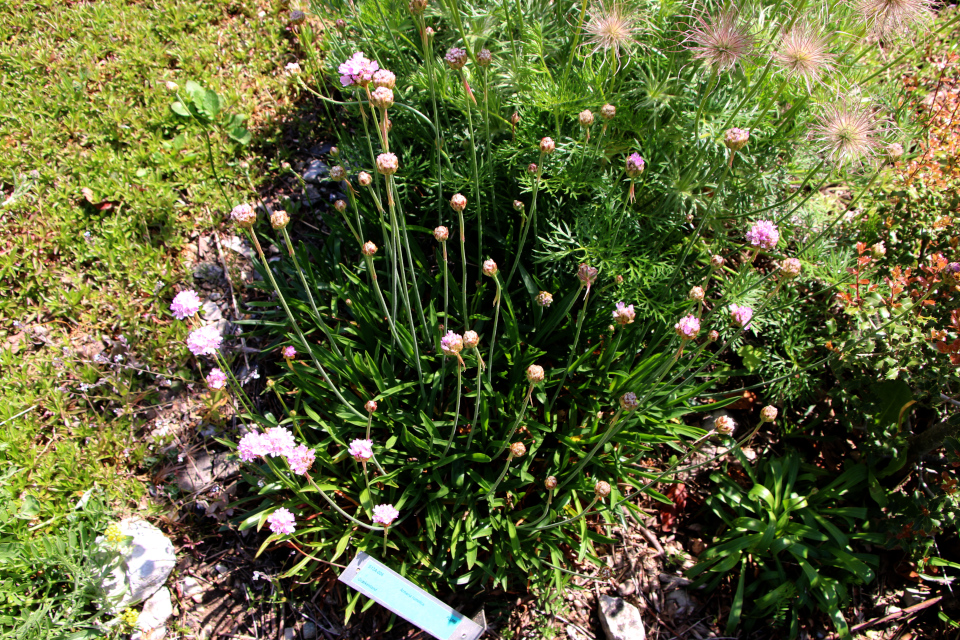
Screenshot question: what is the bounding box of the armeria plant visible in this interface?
[168,0,955,628]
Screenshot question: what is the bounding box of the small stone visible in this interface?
[599,595,646,640]
[664,589,694,617]
[304,185,322,205]
[192,262,223,282]
[181,576,204,603]
[176,452,240,493]
[617,581,637,597]
[302,622,317,639]
[284,628,295,640]
[302,159,327,183]
[201,300,222,322]
[96,519,176,611]
[135,587,173,633]
[209,292,222,301]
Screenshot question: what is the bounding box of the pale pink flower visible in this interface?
[746,220,780,250]
[186,325,222,356]
[267,507,296,535]
[282,346,296,358]
[339,52,379,87]
[238,431,266,462]
[440,331,464,356]
[625,153,645,177]
[674,314,700,340]
[730,304,754,328]
[612,302,635,326]
[262,427,296,458]
[372,503,399,526]
[286,445,316,475]
[348,439,374,461]
[205,368,228,390]
[170,290,202,320]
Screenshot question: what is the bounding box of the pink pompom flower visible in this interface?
[267,507,296,535]
[612,302,635,326]
[170,290,202,320]
[286,445,316,475]
[186,325,222,356]
[730,304,754,328]
[237,431,266,462]
[372,503,399,526]
[348,439,374,461]
[745,220,780,250]
[338,52,379,87]
[282,346,296,358]
[205,368,228,390]
[262,427,296,458]
[674,314,700,340]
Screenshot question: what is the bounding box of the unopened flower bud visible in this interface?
[334,199,347,213]
[434,226,449,242]
[625,153,645,178]
[616,275,624,284]
[362,241,378,256]
[545,476,558,490]
[445,47,467,70]
[509,442,527,458]
[536,291,553,307]
[510,112,520,125]
[365,400,378,413]
[370,86,394,108]
[594,480,611,498]
[270,210,290,230]
[330,165,346,181]
[760,405,778,423]
[345,298,353,306]
[358,171,372,187]
[513,200,524,211]
[620,392,638,411]
[463,330,480,348]
[425,26,435,37]
[376,152,399,175]
[372,69,396,89]
[230,203,257,228]
[780,258,801,279]
[409,0,427,14]
[165,80,179,92]
[482,259,498,276]
[450,193,467,212]
[540,137,555,154]
[601,104,616,120]
[724,127,750,151]
[335,18,346,30]
[330,146,340,157]
[477,49,492,66]
[579,110,594,127]
[526,364,545,384]
[384,117,392,132]
[707,330,719,342]
[689,286,705,301]
[710,254,725,268]
[871,241,886,258]
[714,415,736,435]
[288,10,306,26]
[527,163,538,174]
[577,264,598,287]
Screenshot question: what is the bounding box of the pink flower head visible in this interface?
[238,431,266,462]
[730,304,754,328]
[205,368,228,390]
[282,346,296,358]
[440,331,464,356]
[339,52,379,87]
[170,289,202,320]
[267,507,296,535]
[372,503,399,526]
[186,325,222,356]
[746,220,780,250]
[612,302,635,326]
[286,444,316,475]
[348,438,374,461]
[263,427,296,458]
[625,153,645,178]
[674,314,700,340]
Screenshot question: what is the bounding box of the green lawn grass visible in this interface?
[0,0,301,530]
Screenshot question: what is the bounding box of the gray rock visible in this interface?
[304,184,322,205]
[97,519,176,611]
[201,300,222,322]
[302,159,327,183]
[302,621,317,639]
[176,452,240,493]
[134,586,173,635]
[192,262,223,282]
[599,595,646,640]
[181,576,204,602]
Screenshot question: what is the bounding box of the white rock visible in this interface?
[97,519,176,611]
[133,587,173,636]
[181,576,204,602]
[599,595,646,640]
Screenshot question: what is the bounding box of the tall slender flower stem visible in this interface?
[546,284,590,412]
[304,474,383,531]
[279,227,342,358]
[495,383,533,457]
[482,66,497,233]
[457,202,469,327]
[505,152,545,288]
[487,452,517,502]
[362,253,405,356]
[389,179,430,341]
[385,176,424,385]
[486,275,503,385]
[464,348,485,453]
[516,489,554,529]
[441,363,463,457]
[461,70,483,270]
[528,496,600,531]
[246,229,364,419]
[419,19,444,224]
[440,240,449,332]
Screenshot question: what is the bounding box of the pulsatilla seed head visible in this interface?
[509,442,527,458]
[545,476,558,490]
[362,241,378,256]
[445,47,467,70]
[358,171,372,187]
[376,153,399,175]
[601,104,616,120]
[579,110,595,127]
[594,481,611,498]
[477,49,492,66]
[433,226,449,242]
[450,193,467,212]
[540,137,556,154]
[760,405,778,423]
[482,259,498,277]
[526,364,545,384]
[334,200,347,213]
[329,165,346,181]
[463,330,480,348]
[619,392,639,411]
[270,210,290,230]
[724,127,750,151]
[365,400,378,413]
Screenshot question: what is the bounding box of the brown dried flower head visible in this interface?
[509,442,527,458]
[686,9,754,72]
[594,480,611,498]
